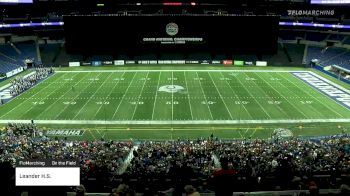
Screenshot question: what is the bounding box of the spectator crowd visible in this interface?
[1,123,350,195]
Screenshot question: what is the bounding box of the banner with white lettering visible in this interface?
[292,72,350,109]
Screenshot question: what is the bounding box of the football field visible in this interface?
[0,69,349,126]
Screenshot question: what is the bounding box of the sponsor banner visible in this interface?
[163,60,172,65]
[6,67,23,78]
[114,60,125,65]
[256,61,267,66]
[102,61,113,65]
[137,60,159,64]
[157,60,186,64]
[138,60,150,64]
[172,60,186,64]
[92,61,102,66]
[68,62,80,67]
[45,129,85,136]
[223,60,232,65]
[200,60,210,65]
[292,72,350,109]
[81,62,92,66]
[211,60,221,64]
[244,61,254,66]
[185,60,200,64]
[125,60,136,64]
[234,60,244,66]
[6,69,14,78]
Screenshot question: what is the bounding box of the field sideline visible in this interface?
[0,66,349,140]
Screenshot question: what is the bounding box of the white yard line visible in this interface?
[219,72,253,119]
[172,71,174,121]
[35,73,86,119]
[93,72,126,119]
[57,70,307,73]
[2,118,348,125]
[53,73,97,119]
[248,73,290,118]
[130,72,149,120]
[235,73,272,119]
[244,128,250,135]
[183,71,194,120]
[72,73,113,119]
[282,73,345,117]
[19,76,76,119]
[207,72,234,120]
[195,71,214,120]
[5,70,349,124]
[250,128,258,138]
[249,74,289,117]
[151,72,162,120]
[0,73,65,118]
[257,73,309,119]
[111,73,138,119]
[274,72,327,118]
[238,130,244,139]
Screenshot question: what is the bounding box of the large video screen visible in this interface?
[0,0,32,3]
[64,15,278,55]
[311,0,350,4]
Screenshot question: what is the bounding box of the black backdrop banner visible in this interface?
[64,15,279,55]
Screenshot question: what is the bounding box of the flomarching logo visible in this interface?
[166,22,179,36]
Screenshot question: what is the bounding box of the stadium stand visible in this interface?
[306,46,348,66]
[327,34,347,42]
[2,124,350,195]
[323,52,350,70]
[279,30,300,41]
[0,41,39,74]
[0,58,21,73]
[305,32,328,42]
[0,44,19,60]
[282,43,305,65]
[54,46,83,66]
[15,42,38,63]
[261,47,291,66]
[305,45,350,70]
[343,36,350,45]
[39,43,61,66]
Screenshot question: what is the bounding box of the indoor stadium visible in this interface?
[0,0,350,195]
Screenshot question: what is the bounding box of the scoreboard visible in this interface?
[64,15,279,55]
